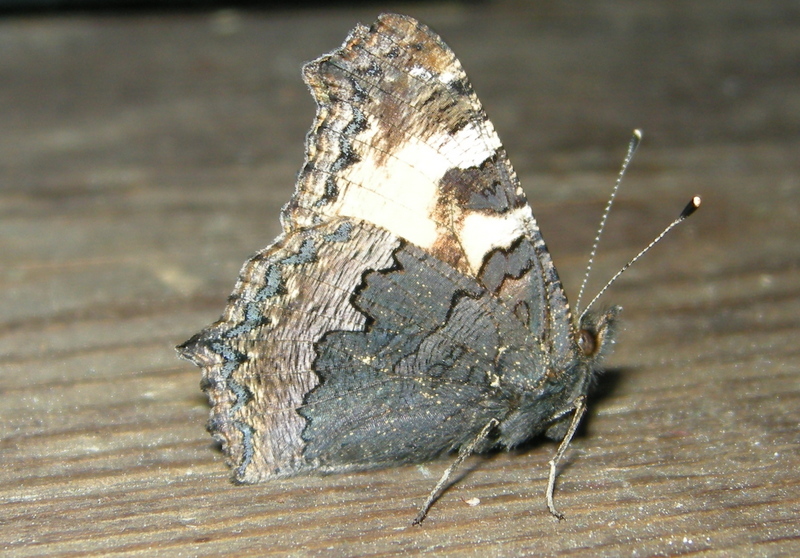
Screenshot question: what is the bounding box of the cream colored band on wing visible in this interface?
[460,206,535,274]
[333,118,505,251]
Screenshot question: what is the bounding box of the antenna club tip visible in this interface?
[681,196,702,218]
[627,129,643,153]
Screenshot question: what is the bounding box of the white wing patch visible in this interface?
[329,117,505,255]
[337,129,442,250]
[436,121,503,170]
[460,206,535,274]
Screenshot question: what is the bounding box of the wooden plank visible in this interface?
[1,3,798,556]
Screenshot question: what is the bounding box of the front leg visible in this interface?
[546,395,587,519]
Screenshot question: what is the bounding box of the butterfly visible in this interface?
[178,13,622,524]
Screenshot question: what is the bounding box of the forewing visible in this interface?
[285,13,538,277]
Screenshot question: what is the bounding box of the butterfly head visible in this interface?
[576,305,620,365]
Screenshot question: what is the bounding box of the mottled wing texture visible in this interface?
[287,14,537,277]
[179,13,582,483]
[180,220,401,481]
[301,240,552,468]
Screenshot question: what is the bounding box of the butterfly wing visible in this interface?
[179,13,581,483]
[288,14,533,275]
[300,238,547,469]
[179,220,401,481]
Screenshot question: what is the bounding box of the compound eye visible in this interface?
[579,329,597,356]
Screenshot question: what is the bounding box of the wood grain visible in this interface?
[1,3,798,556]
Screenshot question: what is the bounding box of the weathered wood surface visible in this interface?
[1,3,798,556]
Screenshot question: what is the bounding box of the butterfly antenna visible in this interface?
[575,130,642,313]
[579,196,701,321]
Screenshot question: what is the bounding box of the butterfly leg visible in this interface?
[413,417,500,525]
[546,395,587,519]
